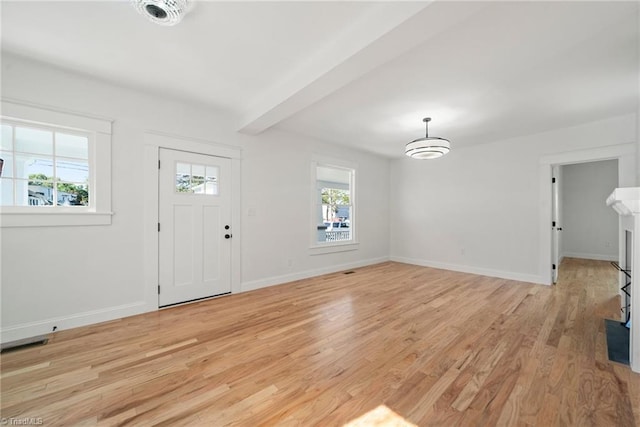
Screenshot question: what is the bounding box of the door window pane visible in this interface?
[176,162,190,175]
[205,166,218,195]
[176,162,191,193]
[175,162,219,195]
[192,164,205,193]
[15,127,53,155]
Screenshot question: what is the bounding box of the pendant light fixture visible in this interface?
[405,117,450,159]
[132,0,189,26]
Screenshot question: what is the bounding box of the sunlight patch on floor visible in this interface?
[343,405,416,427]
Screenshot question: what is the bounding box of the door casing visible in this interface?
[539,143,635,285]
[143,131,241,311]
[551,165,561,284]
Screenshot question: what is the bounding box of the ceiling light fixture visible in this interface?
[132,0,189,26]
[405,117,450,159]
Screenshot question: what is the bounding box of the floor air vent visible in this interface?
[343,271,355,275]
[1,335,49,353]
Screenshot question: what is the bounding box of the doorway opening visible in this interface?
[552,159,619,283]
[539,143,634,286]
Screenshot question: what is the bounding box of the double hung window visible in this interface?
[312,159,357,252]
[0,101,112,227]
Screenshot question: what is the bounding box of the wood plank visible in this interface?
[1,258,637,426]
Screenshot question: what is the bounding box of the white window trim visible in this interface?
[310,155,359,255]
[1,99,113,227]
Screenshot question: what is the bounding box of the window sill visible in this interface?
[309,241,359,255]
[0,211,114,227]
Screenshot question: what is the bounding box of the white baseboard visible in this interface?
[562,252,618,262]
[241,256,390,292]
[2,257,390,344]
[390,256,547,285]
[6,255,545,343]
[1,301,148,344]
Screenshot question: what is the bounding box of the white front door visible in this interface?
[158,148,232,306]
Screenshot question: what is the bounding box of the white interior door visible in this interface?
[552,166,562,283]
[159,148,232,306]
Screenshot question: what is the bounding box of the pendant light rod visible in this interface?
[423,117,431,138]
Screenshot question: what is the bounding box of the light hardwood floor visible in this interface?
[1,258,638,426]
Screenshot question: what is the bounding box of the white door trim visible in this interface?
[538,142,636,286]
[143,132,242,311]
[551,165,560,284]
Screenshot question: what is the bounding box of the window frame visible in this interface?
[310,156,358,254]
[173,161,220,195]
[0,100,113,227]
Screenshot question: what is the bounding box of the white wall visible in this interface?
[1,51,635,343]
[561,160,619,261]
[390,115,637,284]
[637,97,640,186]
[240,128,390,289]
[637,3,640,185]
[0,54,390,341]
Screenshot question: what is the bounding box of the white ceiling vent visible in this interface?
[132,0,189,26]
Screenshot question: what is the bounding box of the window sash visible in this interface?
[0,120,93,208]
[0,100,113,227]
[313,162,356,247]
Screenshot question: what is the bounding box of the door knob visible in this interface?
[225,234,232,239]
[225,225,230,230]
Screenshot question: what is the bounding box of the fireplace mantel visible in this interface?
[606,187,640,216]
[606,186,640,372]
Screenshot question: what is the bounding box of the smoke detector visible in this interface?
[132,0,189,26]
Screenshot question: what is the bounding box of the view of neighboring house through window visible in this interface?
[0,122,90,207]
[175,162,218,195]
[315,164,354,244]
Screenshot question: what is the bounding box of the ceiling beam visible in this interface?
[237,1,487,135]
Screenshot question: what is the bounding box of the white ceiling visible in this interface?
[2,1,638,158]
